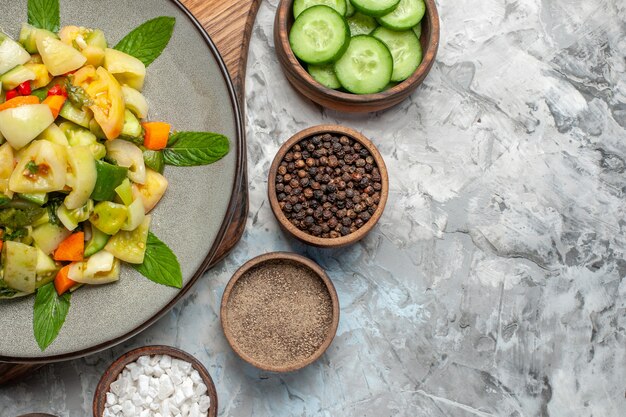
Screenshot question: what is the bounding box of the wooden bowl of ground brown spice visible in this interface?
[268,125,389,248]
[220,252,339,372]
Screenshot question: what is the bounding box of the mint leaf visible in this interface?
[132,232,182,289]
[33,283,71,351]
[27,0,60,32]
[114,17,176,66]
[163,132,230,167]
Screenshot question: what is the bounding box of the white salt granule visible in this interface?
[103,354,211,417]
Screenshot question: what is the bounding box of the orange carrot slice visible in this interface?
[53,232,85,262]
[0,95,40,112]
[42,94,67,119]
[54,264,77,295]
[142,122,171,150]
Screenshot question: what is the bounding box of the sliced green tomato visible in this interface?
[121,198,146,232]
[90,201,128,235]
[350,0,400,16]
[334,35,393,94]
[372,27,422,82]
[64,146,97,209]
[68,251,120,285]
[1,241,37,293]
[121,85,149,119]
[105,139,146,184]
[0,104,55,150]
[115,178,133,206]
[121,109,142,138]
[308,64,341,89]
[91,160,129,201]
[293,0,347,18]
[59,101,93,128]
[32,223,71,254]
[73,66,125,141]
[105,214,151,264]
[104,48,146,91]
[36,36,87,76]
[57,200,94,231]
[289,5,350,65]
[132,168,168,213]
[9,140,67,193]
[35,247,59,283]
[377,0,425,30]
[347,12,378,35]
[0,65,36,90]
[0,36,31,76]
[19,23,58,54]
[84,225,110,257]
[37,123,69,146]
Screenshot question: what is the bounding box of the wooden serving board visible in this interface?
[182,0,262,101]
[0,0,261,386]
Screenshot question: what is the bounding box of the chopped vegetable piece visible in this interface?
[17,81,32,95]
[42,94,66,119]
[47,84,67,97]
[0,104,55,150]
[84,225,110,257]
[0,95,40,112]
[132,168,168,213]
[142,122,170,150]
[53,231,85,262]
[5,90,19,101]
[91,160,129,201]
[105,215,151,264]
[90,201,127,235]
[54,264,76,295]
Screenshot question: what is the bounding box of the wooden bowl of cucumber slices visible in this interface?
[274,0,440,113]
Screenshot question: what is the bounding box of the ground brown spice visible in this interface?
[225,260,334,368]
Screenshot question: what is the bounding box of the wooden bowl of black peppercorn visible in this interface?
[268,125,389,248]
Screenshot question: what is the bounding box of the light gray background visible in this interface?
[2,0,625,416]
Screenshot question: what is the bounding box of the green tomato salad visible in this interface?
[0,0,230,350]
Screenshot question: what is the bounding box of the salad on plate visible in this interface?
[0,0,230,350]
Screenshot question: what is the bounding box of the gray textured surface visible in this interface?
[0,0,238,358]
[2,0,626,415]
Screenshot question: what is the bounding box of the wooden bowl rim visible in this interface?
[92,345,218,417]
[268,125,389,248]
[274,0,440,107]
[220,252,340,372]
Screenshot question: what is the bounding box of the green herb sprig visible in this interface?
[27,0,60,32]
[114,16,176,67]
[33,283,71,351]
[132,232,183,289]
[163,132,230,167]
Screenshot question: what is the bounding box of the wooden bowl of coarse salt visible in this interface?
[221,252,340,372]
[93,346,217,417]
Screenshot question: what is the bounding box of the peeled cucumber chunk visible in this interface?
[1,241,38,294]
[372,27,422,82]
[0,65,36,90]
[59,101,93,128]
[377,0,426,31]
[0,37,31,76]
[0,104,54,150]
[293,0,347,18]
[37,36,87,76]
[121,109,142,138]
[19,23,58,54]
[32,223,71,255]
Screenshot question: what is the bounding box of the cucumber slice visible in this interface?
[308,64,341,89]
[372,27,422,82]
[350,0,400,17]
[334,35,393,94]
[346,0,356,17]
[377,0,426,31]
[347,12,378,36]
[289,6,350,65]
[413,21,422,38]
[293,0,347,18]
